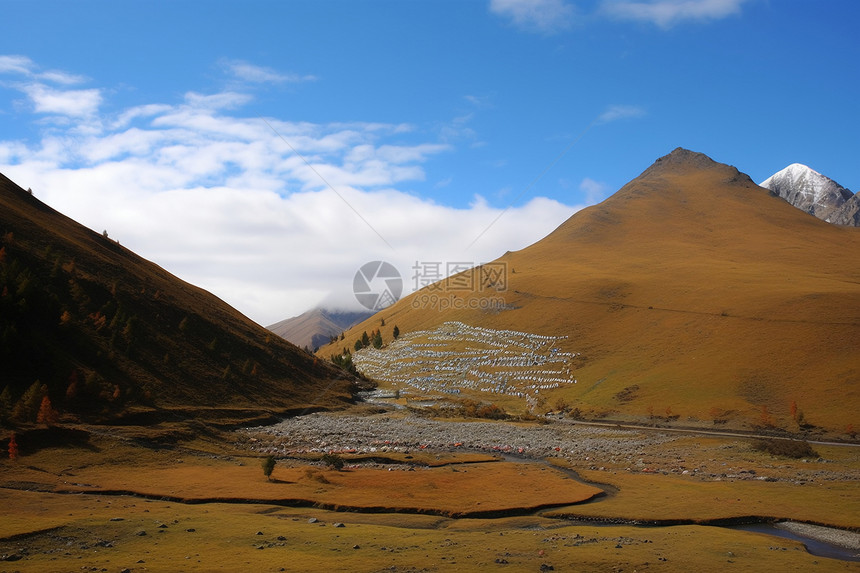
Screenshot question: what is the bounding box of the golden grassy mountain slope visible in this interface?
[333,149,860,434]
[0,173,355,426]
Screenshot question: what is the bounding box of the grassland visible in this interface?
[2,411,858,571]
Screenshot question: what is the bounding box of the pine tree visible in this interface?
[13,381,45,422]
[262,455,276,481]
[36,396,58,425]
[0,386,13,422]
[393,325,400,340]
[7,432,18,460]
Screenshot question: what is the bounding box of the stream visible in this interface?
[503,453,860,562]
[724,523,860,563]
[250,407,860,562]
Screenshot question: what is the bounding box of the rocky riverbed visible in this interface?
[238,408,860,485]
[241,409,666,461]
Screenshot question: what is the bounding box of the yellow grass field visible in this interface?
[1,422,858,572]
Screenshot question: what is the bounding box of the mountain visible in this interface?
[830,194,860,226]
[332,148,860,434]
[760,163,857,225]
[268,308,372,351]
[0,173,357,427]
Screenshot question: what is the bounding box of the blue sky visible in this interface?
[2,0,858,325]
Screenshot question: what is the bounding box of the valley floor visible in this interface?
[1,405,859,571]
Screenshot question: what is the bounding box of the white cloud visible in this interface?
[489,0,576,34]
[23,83,102,117]
[1,68,582,325]
[221,58,317,84]
[37,70,88,85]
[596,104,646,124]
[0,54,88,84]
[601,0,749,28]
[579,177,610,203]
[0,55,35,75]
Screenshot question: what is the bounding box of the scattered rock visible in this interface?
[333,522,345,528]
[109,517,124,522]
[135,530,147,536]
[307,518,318,524]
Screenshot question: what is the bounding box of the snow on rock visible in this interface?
[760,163,856,225]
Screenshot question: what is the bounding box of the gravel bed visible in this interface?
[240,410,671,463]
[777,522,860,551]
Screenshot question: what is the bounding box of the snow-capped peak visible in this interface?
[761,163,826,197]
[760,163,854,223]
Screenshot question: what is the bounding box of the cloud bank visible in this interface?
[0,56,582,325]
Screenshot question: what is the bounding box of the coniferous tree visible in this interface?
[7,432,18,460]
[36,396,59,425]
[262,455,276,481]
[13,381,45,422]
[0,386,13,422]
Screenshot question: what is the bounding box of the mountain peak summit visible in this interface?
[760,163,854,224]
[649,147,720,170]
[637,148,754,187]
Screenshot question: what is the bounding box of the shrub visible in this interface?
[261,455,276,481]
[321,453,345,470]
[752,438,817,459]
[461,399,507,420]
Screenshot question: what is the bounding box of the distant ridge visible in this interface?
[0,172,357,426]
[268,308,372,351]
[760,163,857,226]
[333,148,860,434]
